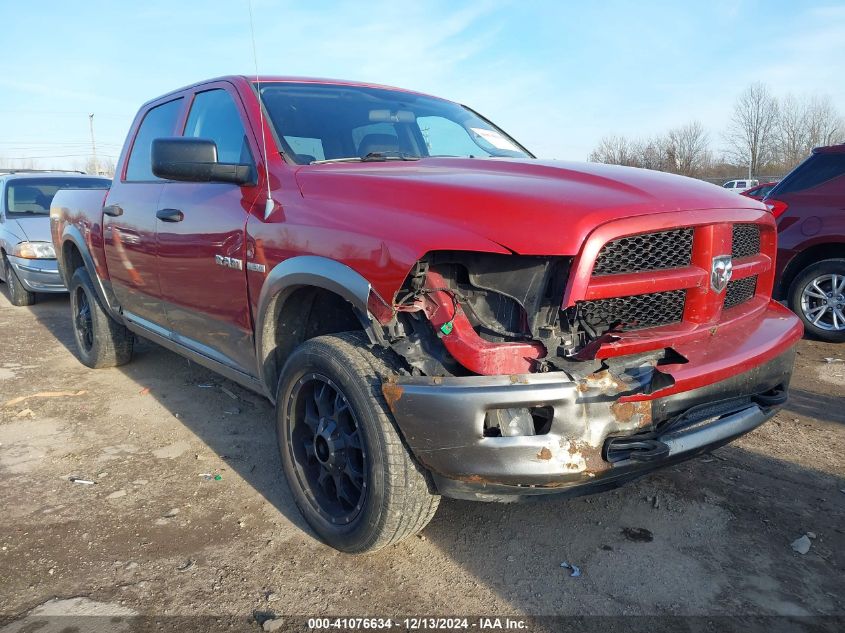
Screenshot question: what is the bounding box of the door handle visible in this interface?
[103,205,123,217]
[156,208,184,222]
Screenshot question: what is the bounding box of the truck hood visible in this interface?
[8,216,53,244]
[294,158,765,255]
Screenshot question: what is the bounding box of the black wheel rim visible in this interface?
[286,374,367,525]
[74,287,94,351]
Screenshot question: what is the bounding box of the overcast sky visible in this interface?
[1,0,843,170]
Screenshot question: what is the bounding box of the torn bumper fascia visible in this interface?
[383,370,652,488]
[382,350,793,501]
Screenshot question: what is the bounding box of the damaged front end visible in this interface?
[382,350,793,501]
[373,245,799,501]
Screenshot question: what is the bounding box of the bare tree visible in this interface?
[0,156,37,170]
[725,83,780,177]
[588,83,840,183]
[590,125,710,176]
[774,94,843,171]
[667,121,709,176]
[805,95,843,149]
[632,135,671,171]
[589,135,638,166]
[776,94,810,168]
[83,156,116,176]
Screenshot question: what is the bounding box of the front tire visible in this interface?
[788,258,845,343]
[276,332,439,553]
[3,255,36,306]
[68,267,134,367]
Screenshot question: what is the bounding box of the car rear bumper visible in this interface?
[8,256,67,293]
[383,302,800,501]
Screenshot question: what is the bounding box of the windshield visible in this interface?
[256,82,532,164]
[5,177,111,217]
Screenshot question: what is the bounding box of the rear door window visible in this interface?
[125,98,184,181]
[774,154,845,196]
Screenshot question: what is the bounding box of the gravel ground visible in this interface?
[0,288,842,628]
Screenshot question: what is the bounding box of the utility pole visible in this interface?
[88,113,99,175]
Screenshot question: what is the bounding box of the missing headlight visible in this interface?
[412,251,571,342]
[483,406,554,437]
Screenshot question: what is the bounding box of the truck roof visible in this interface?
[141,75,446,108]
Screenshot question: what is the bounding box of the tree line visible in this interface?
[0,156,116,176]
[589,83,844,182]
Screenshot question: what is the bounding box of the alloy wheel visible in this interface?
[800,273,845,331]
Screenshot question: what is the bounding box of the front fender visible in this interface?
[254,255,381,399]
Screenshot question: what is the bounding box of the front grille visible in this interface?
[732,224,760,259]
[593,228,693,276]
[723,275,757,310]
[577,290,686,331]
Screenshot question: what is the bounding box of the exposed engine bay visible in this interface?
[380,251,683,398]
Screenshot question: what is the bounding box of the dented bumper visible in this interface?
[384,349,795,502]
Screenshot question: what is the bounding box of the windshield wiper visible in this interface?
[362,151,419,161]
[311,151,421,165]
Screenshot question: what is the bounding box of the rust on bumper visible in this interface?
[381,365,651,485]
[381,348,795,500]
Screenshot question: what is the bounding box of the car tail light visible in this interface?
[765,199,788,219]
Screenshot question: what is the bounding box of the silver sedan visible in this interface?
[0,171,110,305]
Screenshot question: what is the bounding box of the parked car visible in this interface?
[0,171,111,305]
[723,179,759,193]
[765,144,845,342]
[741,181,778,200]
[51,76,802,552]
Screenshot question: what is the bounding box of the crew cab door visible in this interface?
[155,85,258,373]
[103,97,183,328]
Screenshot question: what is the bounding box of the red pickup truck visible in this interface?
[51,76,802,553]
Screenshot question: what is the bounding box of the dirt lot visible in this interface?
[0,287,843,627]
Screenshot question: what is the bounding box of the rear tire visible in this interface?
[276,332,439,553]
[3,255,36,306]
[788,258,845,343]
[68,267,134,367]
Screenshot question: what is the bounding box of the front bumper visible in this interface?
[8,256,66,293]
[384,302,800,501]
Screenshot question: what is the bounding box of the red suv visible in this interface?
[767,145,845,342]
[741,181,778,200]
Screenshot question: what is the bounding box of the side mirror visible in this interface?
[151,138,254,185]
